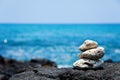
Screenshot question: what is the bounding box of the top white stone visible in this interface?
[79,40,98,52]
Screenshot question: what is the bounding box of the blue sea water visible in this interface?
[0,24,120,67]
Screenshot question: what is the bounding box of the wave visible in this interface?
[114,49,120,54]
[0,24,120,66]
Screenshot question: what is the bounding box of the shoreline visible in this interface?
[0,55,120,80]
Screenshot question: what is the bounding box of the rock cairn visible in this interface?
[73,40,105,69]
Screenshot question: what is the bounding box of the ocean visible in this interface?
[0,24,120,67]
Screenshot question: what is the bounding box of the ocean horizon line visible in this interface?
[0,23,120,25]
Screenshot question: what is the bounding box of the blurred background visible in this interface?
[0,0,120,67]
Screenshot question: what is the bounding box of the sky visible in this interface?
[0,0,120,23]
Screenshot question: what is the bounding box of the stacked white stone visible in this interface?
[73,40,105,69]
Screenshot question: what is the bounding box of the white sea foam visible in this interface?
[115,49,120,54]
[58,65,72,68]
[4,39,8,43]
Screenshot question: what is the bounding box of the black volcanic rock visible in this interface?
[30,59,57,67]
[1,55,120,80]
[10,63,120,80]
[0,55,57,80]
[104,59,113,63]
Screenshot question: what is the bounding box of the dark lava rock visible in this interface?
[104,59,113,63]
[30,59,57,67]
[10,63,120,80]
[0,55,57,80]
[0,74,4,80]
[1,55,120,80]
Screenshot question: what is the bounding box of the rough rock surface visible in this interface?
[74,40,105,69]
[79,47,104,60]
[73,59,104,69]
[10,62,120,80]
[0,56,57,80]
[79,40,98,51]
[0,56,120,80]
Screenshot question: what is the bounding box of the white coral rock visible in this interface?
[73,59,104,68]
[79,47,104,60]
[79,40,98,52]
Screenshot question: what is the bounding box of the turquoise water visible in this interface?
[0,24,120,67]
